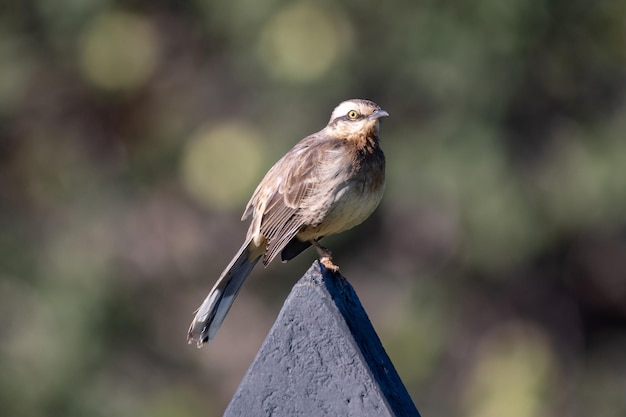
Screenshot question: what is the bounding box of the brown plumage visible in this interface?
[188,99,389,347]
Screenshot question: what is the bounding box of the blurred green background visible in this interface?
[1,0,626,416]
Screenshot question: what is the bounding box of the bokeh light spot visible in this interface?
[181,122,265,210]
[463,322,556,417]
[79,12,158,91]
[258,2,351,82]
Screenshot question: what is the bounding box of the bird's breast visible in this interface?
[297,149,385,240]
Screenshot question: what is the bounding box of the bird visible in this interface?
[188,99,389,347]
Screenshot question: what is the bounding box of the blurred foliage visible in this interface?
[1,0,625,416]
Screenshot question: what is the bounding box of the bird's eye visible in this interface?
[347,110,359,119]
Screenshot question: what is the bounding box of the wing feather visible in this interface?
[243,135,342,265]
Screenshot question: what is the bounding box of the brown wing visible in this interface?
[243,134,337,265]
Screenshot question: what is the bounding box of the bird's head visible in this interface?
[325,99,389,139]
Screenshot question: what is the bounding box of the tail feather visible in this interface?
[188,240,261,347]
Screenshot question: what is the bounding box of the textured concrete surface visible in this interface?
[224,261,421,417]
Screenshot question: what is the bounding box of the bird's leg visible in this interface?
[311,239,332,259]
[311,239,339,272]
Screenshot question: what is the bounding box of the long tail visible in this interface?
[187,240,261,347]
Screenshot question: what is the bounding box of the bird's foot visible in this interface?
[311,239,339,271]
[320,256,340,272]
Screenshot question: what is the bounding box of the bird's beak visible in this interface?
[368,109,390,120]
